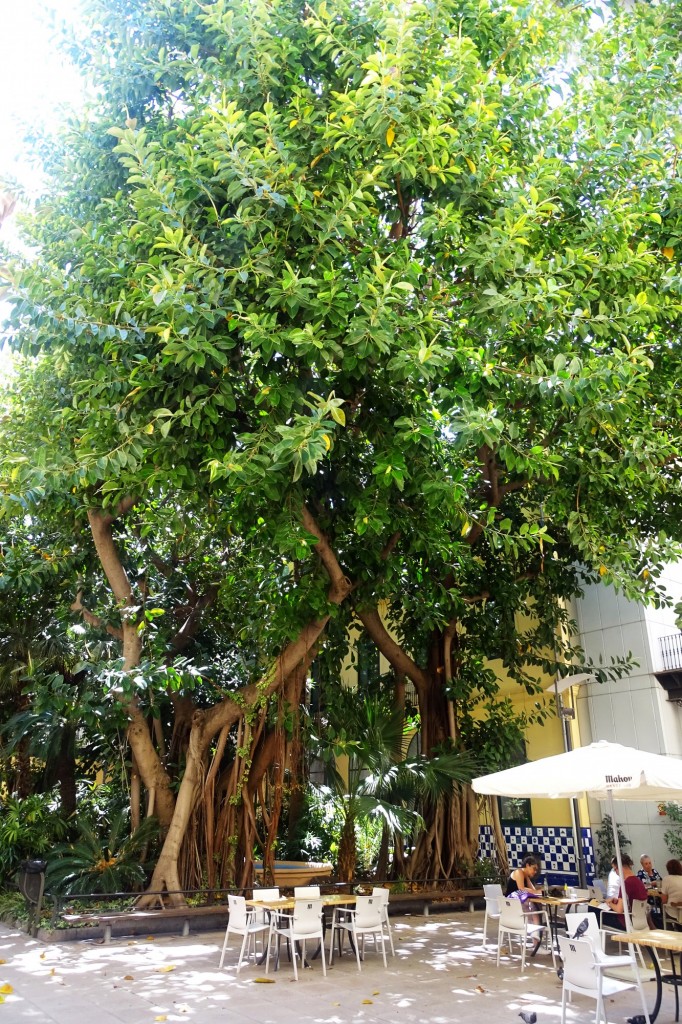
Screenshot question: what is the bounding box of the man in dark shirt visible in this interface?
[603,854,649,930]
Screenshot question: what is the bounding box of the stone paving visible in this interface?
[0,911,663,1024]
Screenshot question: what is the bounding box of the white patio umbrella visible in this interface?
[473,740,682,1024]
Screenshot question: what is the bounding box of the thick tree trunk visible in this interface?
[488,794,509,876]
[408,666,480,878]
[87,502,352,903]
[142,727,204,905]
[130,752,141,832]
[141,613,341,903]
[338,814,356,883]
[355,609,481,880]
[87,506,177,828]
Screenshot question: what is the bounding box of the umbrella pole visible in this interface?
[609,791,651,1024]
[609,791,632,933]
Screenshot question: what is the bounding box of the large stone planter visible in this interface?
[254,860,333,887]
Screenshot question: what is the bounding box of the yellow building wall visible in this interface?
[481,642,577,828]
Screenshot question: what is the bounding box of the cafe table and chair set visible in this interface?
[218,885,393,980]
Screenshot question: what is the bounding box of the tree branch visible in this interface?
[98,495,137,529]
[171,584,219,653]
[381,530,401,561]
[88,507,137,608]
[70,590,123,641]
[355,605,429,692]
[301,504,352,602]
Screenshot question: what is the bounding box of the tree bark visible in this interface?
[357,611,481,878]
[87,505,177,828]
[338,814,356,883]
[141,508,353,902]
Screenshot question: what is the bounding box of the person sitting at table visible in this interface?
[637,853,663,887]
[601,854,650,930]
[505,854,542,897]
[505,854,544,954]
[638,853,663,926]
[607,856,620,899]
[660,859,682,928]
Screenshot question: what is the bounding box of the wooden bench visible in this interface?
[61,903,227,943]
[387,887,484,916]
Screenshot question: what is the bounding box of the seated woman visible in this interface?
[505,854,542,897]
[661,859,682,927]
[638,853,664,927]
[505,855,544,954]
[600,854,649,930]
[638,853,663,888]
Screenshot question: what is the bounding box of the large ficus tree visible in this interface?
[2,0,682,891]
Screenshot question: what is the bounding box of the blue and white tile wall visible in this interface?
[478,824,595,884]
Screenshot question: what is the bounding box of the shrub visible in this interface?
[0,791,68,887]
[594,814,631,878]
[661,802,682,860]
[47,813,159,895]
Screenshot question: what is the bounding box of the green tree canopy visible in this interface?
[2,0,682,885]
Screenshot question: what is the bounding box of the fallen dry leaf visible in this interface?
[372,990,380,995]
[475,985,486,994]
[253,977,276,983]
[0,996,4,1004]
[50,968,56,977]
[155,1016,167,1022]
[146,936,155,942]
[157,966,175,973]
[0,961,6,966]
[0,985,13,995]
[362,999,373,1005]
[124,975,134,981]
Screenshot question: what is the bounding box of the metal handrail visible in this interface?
[47,876,489,925]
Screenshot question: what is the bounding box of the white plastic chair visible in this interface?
[564,912,632,970]
[329,895,388,972]
[663,902,682,930]
[266,898,326,980]
[218,894,270,972]
[294,885,321,898]
[598,898,651,968]
[558,934,650,1024]
[482,884,504,947]
[497,897,555,970]
[372,887,395,956]
[253,887,280,901]
[631,899,651,930]
[252,887,281,927]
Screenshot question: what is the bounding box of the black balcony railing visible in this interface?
[660,632,682,672]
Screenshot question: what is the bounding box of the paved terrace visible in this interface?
[0,911,660,1024]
